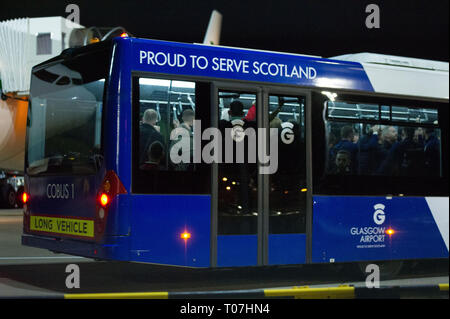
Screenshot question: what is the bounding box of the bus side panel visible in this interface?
[311,195,448,263]
[129,194,211,267]
[268,234,306,265]
[217,235,258,267]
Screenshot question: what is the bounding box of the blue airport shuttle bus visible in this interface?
[22,37,449,270]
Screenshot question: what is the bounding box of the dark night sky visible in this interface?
[1,0,448,61]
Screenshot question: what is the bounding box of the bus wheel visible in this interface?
[358,260,404,280]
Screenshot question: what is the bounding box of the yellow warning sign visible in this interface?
[30,215,94,238]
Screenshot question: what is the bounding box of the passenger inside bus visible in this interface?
[326,123,441,177]
[140,140,165,171]
[331,150,352,175]
[329,125,358,173]
[139,109,165,166]
[169,108,195,171]
[424,127,441,176]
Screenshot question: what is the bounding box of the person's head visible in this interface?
[424,127,435,140]
[400,127,415,141]
[228,100,244,118]
[270,117,282,129]
[335,150,351,172]
[340,125,355,141]
[382,126,398,144]
[143,109,159,126]
[414,127,424,143]
[182,109,195,127]
[147,141,164,163]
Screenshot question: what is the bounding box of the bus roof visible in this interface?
[331,53,449,100]
[331,52,448,71]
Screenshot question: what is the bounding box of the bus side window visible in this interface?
[325,101,442,178]
[138,79,196,172]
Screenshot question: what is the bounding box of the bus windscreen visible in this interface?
[26,48,110,175]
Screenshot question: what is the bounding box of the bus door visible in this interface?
[212,83,310,266]
[265,90,309,265]
[213,84,260,266]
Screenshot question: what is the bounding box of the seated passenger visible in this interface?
[331,150,351,175]
[140,141,165,171]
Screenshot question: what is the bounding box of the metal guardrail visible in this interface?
[61,283,448,299]
[2,283,447,299]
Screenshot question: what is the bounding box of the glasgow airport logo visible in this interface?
[350,203,387,248]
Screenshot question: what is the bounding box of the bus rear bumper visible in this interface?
[21,234,127,261]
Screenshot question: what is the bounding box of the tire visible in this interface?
[1,185,16,208]
[16,186,24,208]
[358,260,404,280]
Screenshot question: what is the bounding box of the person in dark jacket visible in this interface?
[139,108,165,166]
[424,128,441,176]
[330,125,358,173]
[376,125,399,175]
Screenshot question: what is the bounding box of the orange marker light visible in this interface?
[99,193,109,207]
[386,228,395,236]
[181,232,191,240]
[22,192,28,203]
[120,32,128,38]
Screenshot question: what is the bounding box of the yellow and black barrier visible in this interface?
[62,283,448,299]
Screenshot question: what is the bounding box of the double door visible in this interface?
[210,83,312,266]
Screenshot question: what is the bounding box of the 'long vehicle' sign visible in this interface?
[30,215,94,238]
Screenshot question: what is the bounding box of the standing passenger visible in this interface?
[140,109,165,166]
[330,125,358,173]
[376,126,400,175]
[424,128,441,176]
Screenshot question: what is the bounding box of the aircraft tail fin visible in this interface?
[203,10,222,45]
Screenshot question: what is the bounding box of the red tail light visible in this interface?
[99,193,109,207]
[95,170,127,239]
[22,192,28,204]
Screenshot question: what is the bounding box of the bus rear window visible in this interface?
[26,48,109,175]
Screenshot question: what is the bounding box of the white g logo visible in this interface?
[280,122,294,145]
[373,203,386,225]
